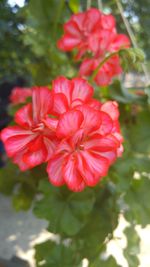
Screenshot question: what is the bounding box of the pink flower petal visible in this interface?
[84,8,101,32]
[63,154,85,192]
[14,103,33,128]
[57,35,81,51]
[57,110,84,138]
[77,153,100,186]
[1,127,36,157]
[80,150,109,178]
[43,137,58,161]
[52,77,72,105]
[64,20,81,37]
[47,154,65,186]
[23,145,47,168]
[100,101,119,121]
[53,93,69,115]
[71,78,93,103]
[84,134,118,152]
[98,111,113,135]
[32,87,53,124]
[77,105,101,134]
[13,150,30,171]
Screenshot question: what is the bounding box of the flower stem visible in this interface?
[90,50,119,83]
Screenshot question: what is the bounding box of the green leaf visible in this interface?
[0,161,41,210]
[124,177,150,226]
[69,0,80,13]
[145,87,150,105]
[89,255,121,267]
[74,186,119,260]
[124,225,140,267]
[0,161,18,195]
[34,180,95,236]
[12,184,35,211]
[128,108,150,154]
[119,48,145,72]
[35,240,81,267]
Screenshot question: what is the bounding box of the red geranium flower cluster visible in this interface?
[1,77,123,192]
[58,8,130,86]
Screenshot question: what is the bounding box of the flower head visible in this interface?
[57,8,102,59]
[47,102,123,192]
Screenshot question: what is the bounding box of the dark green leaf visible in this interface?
[124,225,140,267]
[34,180,95,236]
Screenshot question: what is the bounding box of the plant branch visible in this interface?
[115,0,149,85]
[87,0,92,10]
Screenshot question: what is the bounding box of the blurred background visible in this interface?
[0,0,150,266]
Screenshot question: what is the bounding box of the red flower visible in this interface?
[58,8,130,86]
[47,104,123,192]
[52,76,96,115]
[9,87,32,105]
[57,8,102,59]
[79,55,122,86]
[1,87,58,171]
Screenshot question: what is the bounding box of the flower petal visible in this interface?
[99,151,117,164]
[64,20,81,37]
[52,77,72,105]
[57,110,83,138]
[1,126,36,157]
[71,78,93,103]
[79,58,95,76]
[23,145,47,168]
[43,137,58,161]
[84,8,101,32]
[80,150,109,178]
[32,87,53,123]
[14,103,33,128]
[57,35,81,51]
[84,134,118,152]
[13,150,30,171]
[47,154,65,186]
[77,153,100,186]
[88,99,102,110]
[53,93,69,115]
[98,111,113,135]
[63,154,85,192]
[100,101,119,121]
[77,105,101,134]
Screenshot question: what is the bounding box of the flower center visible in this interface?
[32,122,45,132]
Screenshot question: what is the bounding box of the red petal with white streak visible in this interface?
[47,154,65,186]
[63,154,85,192]
[23,145,47,168]
[64,20,81,37]
[15,103,33,128]
[71,78,93,103]
[84,134,118,152]
[80,150,109,178]
[57,110,83,138]
[100,101,119,121]
[77,105,101,134]
[53,93,69,115]
[77,153,100,186]
[52,77,72,105]
[32,87,53,123]
[57,36,81,51]
[98,111,113,135]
